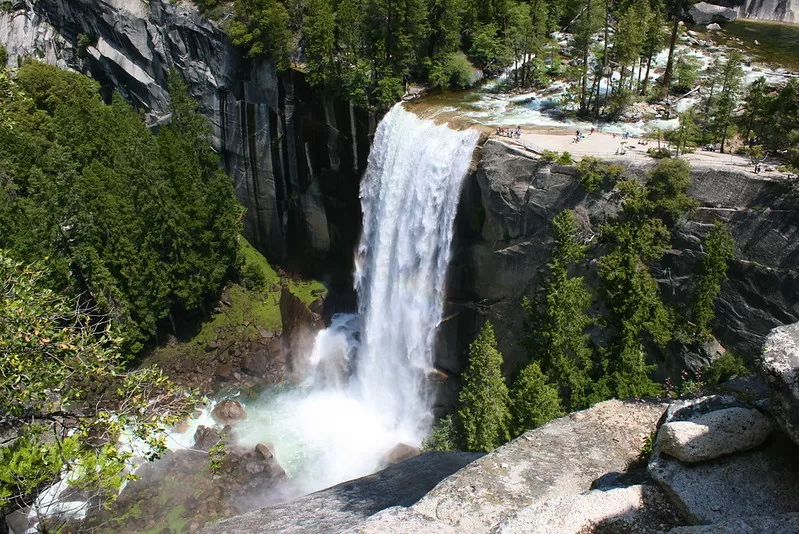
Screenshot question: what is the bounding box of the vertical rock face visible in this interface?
[444,140,799,381]
[738,0,799,22]
[0,0,374,276]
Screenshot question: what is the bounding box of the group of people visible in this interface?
[497,126,522,139]
[573,127,597,143]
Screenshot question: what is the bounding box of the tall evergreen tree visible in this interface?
[458,321,511,452]
[692,221,735,337]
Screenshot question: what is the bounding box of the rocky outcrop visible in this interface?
[198,452,482,534]
[0,0,373,275]
[657,406,772,462]
[669,514,799,533]
[446,141,799,384]
[736,0,799,23]
[688,2,738,24]
[410,399,666,533]
[279,286,325,379]
[759,321,799,446]
[211,399,248,426]
[648,395,799,525]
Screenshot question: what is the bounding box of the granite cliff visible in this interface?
[0,0,374,279]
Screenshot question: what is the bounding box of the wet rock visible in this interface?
[194,426,221,451]
[280,287,325,379]
[199,452,481,534]
[211,399,247,426]
[657,407,773,463]
[255,443,274,460]
[759,322,799,447]
[706,22,722,30]
[383,443,421,465]
[215,362,233,379]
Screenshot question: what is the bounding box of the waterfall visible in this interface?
[237,104,479,496]
[739,0,799,22]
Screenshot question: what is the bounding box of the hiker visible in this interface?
[590,126,595,135]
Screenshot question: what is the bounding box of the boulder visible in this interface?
[759,322,799,446]
[649,431,799,524]
[211,399,248,426]
[687,2,738,24]
[255,443,274,460]
[706,22,722,30]
[657,407,773,462]
[383,443,421,465]
[198,452,482,534]
[492,485,676,534]
[668,514,799,533]
[193,426,221,451]
[411,399,667,533]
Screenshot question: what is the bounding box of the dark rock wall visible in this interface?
[0,0,374,282]
[444,140,799,387]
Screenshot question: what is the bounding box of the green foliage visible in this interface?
[704,352,749,385]
[0,44,6,66]
[303,0,336,86]
[509,362,564,437]
[556,151,574,165]
[468,23,510,74]
[428,52,475,89]
[576,157,623,193]
[422,415,461,451]
[0,252,195,517]
[228,0,293,69]
[647,147,672,159]
[672,53,700,94]
[523,210,595,411]
[458,321,511,452]
[540,149,559,162]
[645,158,699,224]
[0,63,242,353]
[692,221,735,337]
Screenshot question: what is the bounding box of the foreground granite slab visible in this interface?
[198,452,481,534]
[410,399,667,533]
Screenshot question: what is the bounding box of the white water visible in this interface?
[236,105,479,496]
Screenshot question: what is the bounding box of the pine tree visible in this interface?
[692,221,735,338]
[458,321,511,452]
[523,210,594,411]
[509,362,564,437]
[304,0,336,86]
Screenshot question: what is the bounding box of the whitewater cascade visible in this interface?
[238,104,479,496]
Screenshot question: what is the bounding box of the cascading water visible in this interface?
[237,104,479,497]
[738,0,798,22]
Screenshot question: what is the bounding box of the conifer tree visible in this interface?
[692,221,735,337]
[509,362,564,437]
[523,210,594,411]
[458,321,511,452]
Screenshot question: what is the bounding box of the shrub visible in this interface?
[422,415,461,451]
[557,151,574,165]
[541,150,559,162]
[647,147,672,159]
[429,52,475,89]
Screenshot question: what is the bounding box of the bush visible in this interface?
[422,415,461,451]
[576,157,624,193]
[704,353,749,385]
[647,147,672,159]
[429,52,475,89]
[556,151,574,165]
[541,150,559,162]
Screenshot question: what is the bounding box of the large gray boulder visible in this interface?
[650,432,799,524]
[657,407,773,462]
[668,513,799,533]
[410,399,667,533]
[688,2,738,24]
[759,322,799,446]
[198,452,481,534]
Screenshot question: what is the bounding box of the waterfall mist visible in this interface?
[236,104,479,497]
